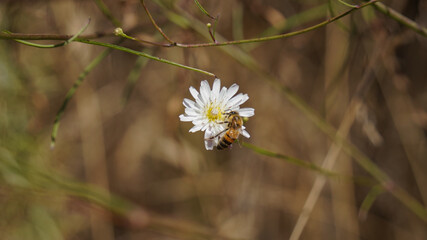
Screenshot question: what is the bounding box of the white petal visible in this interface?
[199,80,211,104]
[204,129,216,150]
[179,114,197,122]
[238,108,255,117]
[194,93,205,109]
[218,87,227,102]
[185,107,200,116]
[222,83,239,103]
[201,123,210,131]
[241,129,250,138]
[189,124,204,133]
[228,105,240,111]
[193,118,208,126]
[211,78,221,101]
[194,100,204,110]
[214,124,225,135]
[226,93,249,108]
[190,84,207,107]
[204,139,215,150]
[189,86,199,100]
[204,128,215,138]
[183,98,196,109]
[225,93,243,108]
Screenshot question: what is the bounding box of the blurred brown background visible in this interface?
[1,0,427,239]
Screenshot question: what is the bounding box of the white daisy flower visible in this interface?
[179,78,255,150]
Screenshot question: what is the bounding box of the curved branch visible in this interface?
[126,0,379,48]
[2,19,91,48]
[140,0,174,44]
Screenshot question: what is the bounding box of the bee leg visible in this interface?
[236,138,242,148]
[205,128,228,140]
[223,110,232,115]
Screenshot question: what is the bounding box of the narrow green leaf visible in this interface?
[359,185,385,220]
[337,0,358,8]
[76,39,215,77]
[242,142,338,177]
[3,18,90,48]
[194,0,215,19]
[51,44,115,148]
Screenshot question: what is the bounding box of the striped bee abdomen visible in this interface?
[217,132,236,150]
[215,111,243,150]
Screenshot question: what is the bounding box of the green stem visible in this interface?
[373,2,427,37]
[114,27,170,47]
[358,185,385,220]
[172,0,378,47]
[337,0,358,8]
[242,142,339,178]
[2,19,91,48]
[243,142,376,187]
[122,0,376,48]
[76,39,216,77]
[0,31,113,41]
[194,0,216,20]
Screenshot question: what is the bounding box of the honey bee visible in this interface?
[214,111,243,150]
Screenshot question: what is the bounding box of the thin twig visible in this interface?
[76,39,215,76]
[0,28,166,47]
[193,0,217,20]
[2,18,91,48]
[358,185,385,220]
[140,0,175,44]
[193,0,219,42]
[337,0,358,8]
[207,23,217,43]
[133,0,378,48]
[0,31,111,40]
[114,27,172,47]
[373,2,427,37]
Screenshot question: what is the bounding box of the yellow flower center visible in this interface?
[206,104,223,122]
